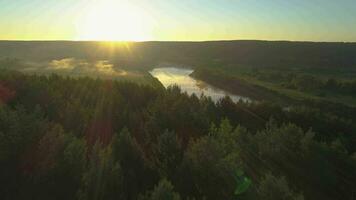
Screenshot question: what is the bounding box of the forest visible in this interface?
[0,40,356,200]
[1,67,355,200]
[1,40,356,70]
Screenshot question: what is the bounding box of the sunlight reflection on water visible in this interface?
[150,67,251,103]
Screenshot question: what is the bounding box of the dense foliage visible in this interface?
[0,70,355,200]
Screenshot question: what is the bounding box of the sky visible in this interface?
[0,0,355,42]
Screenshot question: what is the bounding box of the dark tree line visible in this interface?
[251,70,356,96]
[0,70,355,200]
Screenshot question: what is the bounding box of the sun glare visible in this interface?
[77,0,151,41]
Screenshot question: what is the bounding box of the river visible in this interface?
[149,67,251,103]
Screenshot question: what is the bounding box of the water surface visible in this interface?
[150,67,250,103]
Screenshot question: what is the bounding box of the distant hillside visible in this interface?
[1,40,356,69]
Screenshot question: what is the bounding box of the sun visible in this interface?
[77,0,151,41]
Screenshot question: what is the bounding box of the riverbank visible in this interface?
[190,68,291,104]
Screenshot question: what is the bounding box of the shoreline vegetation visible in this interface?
[190,67,356,107]
[190,69,291,104]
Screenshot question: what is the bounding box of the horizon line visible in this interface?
[0,39,355,44]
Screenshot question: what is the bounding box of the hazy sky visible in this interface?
[0,0,355,41]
